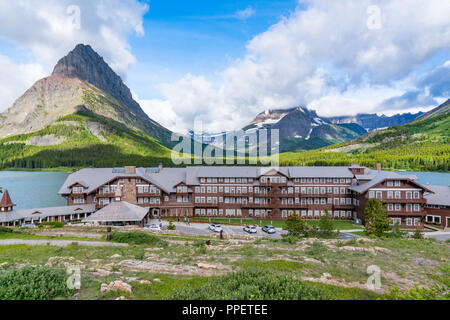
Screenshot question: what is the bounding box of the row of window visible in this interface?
[197,177,352,184]
[137,197,161,204]
[387,203,421,212]
[369,190,420,200]
[72,187,84,194]
[199,177,254,183]
[193,186,351,195]
[73,197,85,204]
[194,208,243,216]
[386,180,402,187]
[137,186,161,194]
[281,210,353,218]
[292,178,352,184]
[281,197,354,205]
[391,217,421,226]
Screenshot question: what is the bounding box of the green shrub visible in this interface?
[281,235,299,244]
[306,241,328,257]
[316,210,338,239]
[0,227,15,234]
[411,228,424,240]
[282,214,307,239]
[38,221,65,229]
[389,224,407,239]
[0,266,73,300]
[134,247,146,260]
[379,285,448,300]
[167,222,176,230]
[110,231,167,247]
[165,270,332,300]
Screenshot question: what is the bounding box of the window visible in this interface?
[387,180,393,187]
[387,191,393,199]
[395,191,401,199]
[74,197,85,204]
[395,203,401,211]
[387,203,394,211]
[72,187,84,194]
[414,204,420,212]
[406,218,412,226]
[376,191,382,199]
[414,191,420,199]
[369,191,375,198]
[394,180,401,187]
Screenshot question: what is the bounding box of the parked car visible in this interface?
[243,225,257,234]
[145,224,161,231]
[21,223,36,228]
[262,225,276,234]
[209,223,223,232]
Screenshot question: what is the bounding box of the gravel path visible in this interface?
[0,239,127,247]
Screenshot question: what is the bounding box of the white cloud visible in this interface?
[142,0,450,133]
[0,55,46,111]
[236,6,255,20]
[0,0,148,112]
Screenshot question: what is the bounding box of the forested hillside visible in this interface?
[279,112,450,171]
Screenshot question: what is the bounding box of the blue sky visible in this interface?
[0,0,448,133]
[127,0,299,98]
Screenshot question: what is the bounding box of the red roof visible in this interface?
[0,190,15,208]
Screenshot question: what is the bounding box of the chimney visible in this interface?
[158,162,163,170]
[115,182,122,202]
[376,163,382,171]
[124,166,136,174]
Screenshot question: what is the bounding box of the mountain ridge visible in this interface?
[0,44,174,146]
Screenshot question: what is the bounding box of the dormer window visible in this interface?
[72,187,84,194]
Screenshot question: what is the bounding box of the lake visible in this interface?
[0,171,69,210]
[0,170,449,210]
[395,171,450,187]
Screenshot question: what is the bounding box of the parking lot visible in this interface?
[147,220,358,240]
[170,222,286,239]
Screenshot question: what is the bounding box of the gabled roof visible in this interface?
[83,201,148,222]
[68,180,89,188]
[424,185,450,206]
[349,170,431,193]
[0,204,95,223]
[58,168,174,195]
[258,167,289,177]
[0,190,15,208]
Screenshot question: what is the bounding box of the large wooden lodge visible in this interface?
[1,164,449,229]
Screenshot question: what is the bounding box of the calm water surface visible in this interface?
[0,171,69,210]
[0,170,448,210]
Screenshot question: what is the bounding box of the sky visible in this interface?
[0,0,449,134]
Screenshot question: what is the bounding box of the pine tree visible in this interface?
[364,199,391,237]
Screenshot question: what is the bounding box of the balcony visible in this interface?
[381,198,426,204]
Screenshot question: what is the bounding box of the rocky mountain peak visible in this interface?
[52,44,144,117]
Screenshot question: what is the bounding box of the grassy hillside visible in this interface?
[279,112,450,171]
[0,111,174,170]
